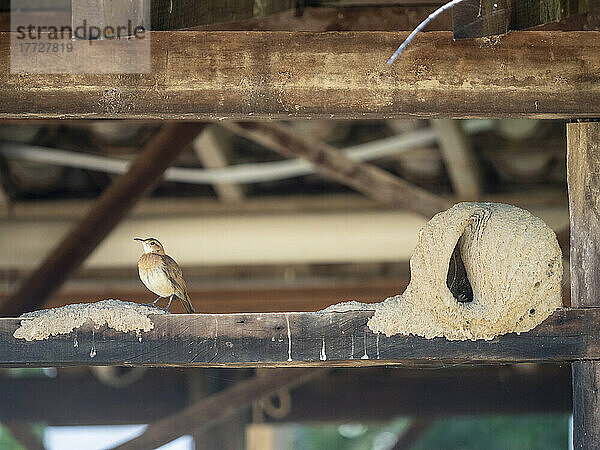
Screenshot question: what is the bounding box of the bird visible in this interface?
[134,237,195,313]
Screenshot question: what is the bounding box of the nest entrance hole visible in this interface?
[447,236,473,303]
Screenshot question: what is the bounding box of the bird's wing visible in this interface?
[160,255,187,298]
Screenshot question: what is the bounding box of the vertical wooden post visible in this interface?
[193,125,245,203]
[567,121,600,449]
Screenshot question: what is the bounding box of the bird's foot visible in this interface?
[142,297,163,309]
[158,295,174,313]
[141,303,162,310]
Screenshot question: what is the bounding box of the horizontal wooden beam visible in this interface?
[0,308,597,367]
[4,190,568,219]
[282,365,572,420]
[0,205,569,269]
[1,31,599,119]
[0,365,570,425]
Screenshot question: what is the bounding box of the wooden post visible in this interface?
[567,121,600,449]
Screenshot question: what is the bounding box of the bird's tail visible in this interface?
[179,292,196,314]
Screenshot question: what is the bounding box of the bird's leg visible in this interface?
[165,294,174,310]
[142,297,163,308]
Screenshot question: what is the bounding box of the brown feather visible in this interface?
[160,255,195,313]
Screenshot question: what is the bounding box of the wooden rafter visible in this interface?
[193,125,245,203]
[1,31,599,119]
[430,119,481,201]
[223,121,451,218]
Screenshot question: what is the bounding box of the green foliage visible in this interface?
[283,414,569,450]
[413,415,570,450]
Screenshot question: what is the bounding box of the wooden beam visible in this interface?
[0,308,598,367]
[3,190,568,219]
[0,123,205,316]
[0,210,430,268]
[1,31,599,119]
[430,120,481,201]
[0,203,568,270]
[112,369,326,450]
[193,125,245,203]
[282,365,572,420]
[223,122,451,218]
[567,123,600,307]
[0,365,571,426]
[567,121,600,449]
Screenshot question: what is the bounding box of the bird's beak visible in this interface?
[133,237,143,242]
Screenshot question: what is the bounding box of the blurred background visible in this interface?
[0,119,572,449]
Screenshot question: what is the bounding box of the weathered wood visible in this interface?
[0,308,598,367]
[1,31,600,119]
[223,121,451,218]
[112,368,327,450]
[567,123,600,307]
[430,119,481,200]
[0,123,205,316]
[572,361,600,448]
[567,121,600,450]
